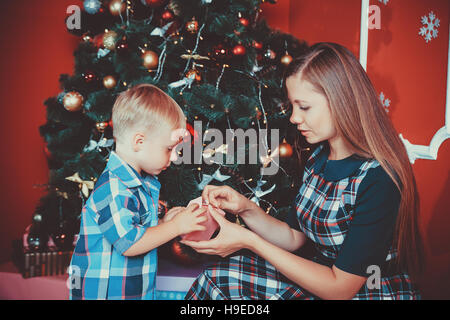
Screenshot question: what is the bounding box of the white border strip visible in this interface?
[359,0,370,70]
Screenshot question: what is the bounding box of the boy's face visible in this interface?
[135,124,185,176]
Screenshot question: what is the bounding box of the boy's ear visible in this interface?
[132,133,145,152]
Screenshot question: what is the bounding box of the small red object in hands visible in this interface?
[181,197,226,241]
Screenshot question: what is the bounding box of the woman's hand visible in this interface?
[202,185,254,215]
[180,206,257,257]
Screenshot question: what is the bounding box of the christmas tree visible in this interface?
[30,0,309,262]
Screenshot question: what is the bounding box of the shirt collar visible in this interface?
[312,143,368,181]
[107,151,160,192]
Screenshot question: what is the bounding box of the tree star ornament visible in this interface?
[250,180,276,206]
[197,168,231,190]
[150,22,174,37]
[97,48,111,59]
[65,173,95,198]
[83,138,115,152]
[202,144,228,160]
[260,146,280,168]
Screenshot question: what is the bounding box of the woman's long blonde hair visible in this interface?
[284,42,424,281]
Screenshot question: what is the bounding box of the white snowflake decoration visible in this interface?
[378,0,389,5]
[419,11,440,43]
[379,92,391,113]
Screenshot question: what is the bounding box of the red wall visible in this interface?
[1,0,448,299]
[0,1,79,263]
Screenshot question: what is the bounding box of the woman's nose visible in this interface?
[290,108,304,125]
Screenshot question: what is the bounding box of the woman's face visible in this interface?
[286,75,337,145]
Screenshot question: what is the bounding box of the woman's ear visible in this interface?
[132,133,145,152]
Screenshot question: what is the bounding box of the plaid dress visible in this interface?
[186,143,421,300]
[69,151,160,300]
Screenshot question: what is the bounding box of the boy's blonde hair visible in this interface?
[112,84,186,143]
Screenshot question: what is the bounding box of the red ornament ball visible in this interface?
[252,40,263,50]
[170,240,197,265]
[239,17,249,27]
[232,44,246,56]
[161,10,174,21]
[279,141,293,158]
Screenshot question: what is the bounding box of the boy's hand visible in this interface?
[172,203,208,236]
[162,206,184,223]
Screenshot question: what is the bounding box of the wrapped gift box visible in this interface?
[12,240,73,278]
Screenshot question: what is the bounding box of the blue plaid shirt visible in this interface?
[69,151,161,300]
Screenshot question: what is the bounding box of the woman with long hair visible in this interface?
[182,42,424,300]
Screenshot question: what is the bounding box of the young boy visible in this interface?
[68,84,207,300]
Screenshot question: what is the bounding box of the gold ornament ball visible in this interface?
[142,50,159,69]
[186,17,199,33]
[103,30,118,50]
[103,75,117,89]
[281,53,293,66]
[109,0,126,16]
[279,141,293,158]
[96,122,109,133]
[63,91,84,112]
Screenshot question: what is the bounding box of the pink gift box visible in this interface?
[180,197,226,241]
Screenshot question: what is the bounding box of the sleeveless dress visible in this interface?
[185,143,421,300]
